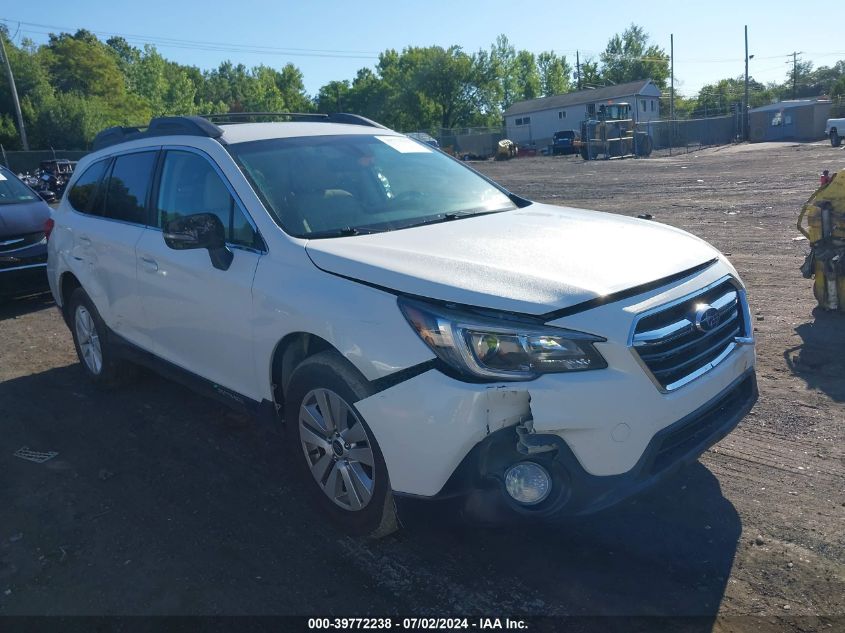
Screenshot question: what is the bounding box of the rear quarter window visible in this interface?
[67,159,109,214]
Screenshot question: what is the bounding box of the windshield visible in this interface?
[0,169,38,205]
[229,134,516,238]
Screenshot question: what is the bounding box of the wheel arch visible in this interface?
[270,332,371,415]
[59,271,82,323]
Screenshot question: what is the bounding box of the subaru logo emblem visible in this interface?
[694,304,721,332]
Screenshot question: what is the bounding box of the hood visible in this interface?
[0,200,51,236]
[305,203,719,316]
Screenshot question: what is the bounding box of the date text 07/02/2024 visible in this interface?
[307,617,529,630]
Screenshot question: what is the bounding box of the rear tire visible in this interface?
[67,288,135,389]
[284,350,398,539]
[831,130,841,147]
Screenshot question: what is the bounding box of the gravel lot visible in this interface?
[0,141,842,629]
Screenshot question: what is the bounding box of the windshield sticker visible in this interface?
[376,135,432,153]
[0,173,6,181]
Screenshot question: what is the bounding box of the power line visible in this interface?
[1,17,381,59]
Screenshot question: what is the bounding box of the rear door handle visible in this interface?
[78,235,91,245]
[139,256,158,272]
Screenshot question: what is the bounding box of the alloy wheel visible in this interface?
[74,305,103,375]
[298,388,376,511]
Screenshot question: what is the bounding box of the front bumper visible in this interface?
[395,368,757,523]
[0,250,48,297]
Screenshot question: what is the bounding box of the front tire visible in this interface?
[284,351,398,538]
[831,130,841,147]
[67,288,134,388]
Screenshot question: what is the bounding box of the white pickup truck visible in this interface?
[825,117,845,146]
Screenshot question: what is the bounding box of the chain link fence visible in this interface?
[405,127,505,159]
[635,115,738,154]
[414,117,741,159]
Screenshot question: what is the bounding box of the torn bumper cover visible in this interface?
[354,345,757,521]
[397,369,757,523]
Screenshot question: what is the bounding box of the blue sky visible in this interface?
[1,1,839,98]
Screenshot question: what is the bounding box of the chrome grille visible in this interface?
[632,278,748,391]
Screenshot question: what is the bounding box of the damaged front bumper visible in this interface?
[354,340,757,522]
[399,369,757,523]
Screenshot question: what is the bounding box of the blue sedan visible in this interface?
[0,166,52,298]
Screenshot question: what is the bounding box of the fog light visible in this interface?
[504,462,552,505]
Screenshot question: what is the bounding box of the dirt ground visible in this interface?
[0,141,843,630]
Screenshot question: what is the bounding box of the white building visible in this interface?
[503,79,662,148]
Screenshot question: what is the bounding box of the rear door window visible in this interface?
[67,159,109,214]
[103,152,157,224]
[156,150,260,248]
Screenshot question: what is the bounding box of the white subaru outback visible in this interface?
[47,114,757,537]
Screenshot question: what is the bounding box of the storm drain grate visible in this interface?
[14,447,59,464]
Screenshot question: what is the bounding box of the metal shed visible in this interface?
[748,100,831,142]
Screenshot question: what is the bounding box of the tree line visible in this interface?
[0,22,843,150]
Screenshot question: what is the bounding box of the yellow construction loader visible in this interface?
[575,103,652,160]
[798,172,845,311]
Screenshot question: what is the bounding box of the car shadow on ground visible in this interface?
[0,364,740,621]
[397,462,740,623]
[784,308,845,402]
[0,292,54,321]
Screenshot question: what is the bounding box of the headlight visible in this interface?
[398,297,606,381]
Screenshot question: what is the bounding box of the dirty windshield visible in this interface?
[229,134,516,237]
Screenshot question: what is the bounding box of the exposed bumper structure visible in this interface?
[397,369,757,522]
[356,339,755,496]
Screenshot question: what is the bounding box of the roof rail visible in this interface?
[91,115,224,152]
[91,112,388,152]
[198,111,388,129]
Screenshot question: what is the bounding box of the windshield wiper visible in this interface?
[399,208,511,230]
[304,226,387,239]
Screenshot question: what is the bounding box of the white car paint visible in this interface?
[306,203,718,315]
[48,120,756,514]
[357,259,754,495]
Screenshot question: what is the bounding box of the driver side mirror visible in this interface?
[163,213,233,271]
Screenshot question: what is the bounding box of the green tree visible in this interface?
[577,58,602,88]
[490,35,518,109]
[599,24,669,88]
[537,51,571,96]
[513,50,541,101]
[42,30,126,97]
[315,80,351,112]
[276,63,311,112]
[245,65,287,112]
[694,77,776,118]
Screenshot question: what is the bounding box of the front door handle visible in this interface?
[139,256,158,272]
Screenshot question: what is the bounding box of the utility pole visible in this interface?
[670,34,674,121]
[744,25,749,140]
[576,51,581,91]
[0,31,28,151]
[787,51,803,99]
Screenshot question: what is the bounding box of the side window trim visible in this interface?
[155,145,266,253]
